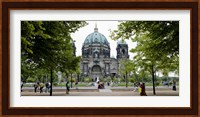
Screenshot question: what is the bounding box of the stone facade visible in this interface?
[80,25,129,80]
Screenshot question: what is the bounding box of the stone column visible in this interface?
[84,64,88,75]
[83,63,85,73]
[108,63,110,74]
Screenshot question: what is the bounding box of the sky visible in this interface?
[70,21,136,60]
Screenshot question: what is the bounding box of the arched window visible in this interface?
[122,49,125,54]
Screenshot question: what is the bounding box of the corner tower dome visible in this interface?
[117,39,127,45]
[83,24,110,46]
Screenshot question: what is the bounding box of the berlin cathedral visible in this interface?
[79,24,129,80]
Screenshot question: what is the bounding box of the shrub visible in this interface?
[83,77,92,83]
[120,77,125,82]
[106,76,112,82]
[155,81,160,86]
[53,82,58,86]
[113,76,119,83]
[129,78,135,83]
[99,76,104,82]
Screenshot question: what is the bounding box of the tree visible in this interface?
[112,76,118,83]
[21,21,87,96]
[119,59,135,87]
[111,21,179,95]
[110,21,179,57]
[62,56,81,88]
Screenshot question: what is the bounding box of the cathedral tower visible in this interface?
[116,39,129,59]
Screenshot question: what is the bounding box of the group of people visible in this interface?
[134,82,147,96]
[34,82,51,93]
[134,80,177,96]
[33,81,78,94]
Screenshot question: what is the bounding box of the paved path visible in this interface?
[21,90,179,96]
[99,89,112,92]
[22,86,179,92]
[21,85,179,96]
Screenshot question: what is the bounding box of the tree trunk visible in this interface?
[66,74,68,82]
[126,71,128,88]
[152,65,156,95]
[71,73,73,88]
[50,68,53,96]
[43,76,45,83]
[154,72,157,87]
[77,74,80,82]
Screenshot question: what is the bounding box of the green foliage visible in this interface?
[111,82,131,87]
[119,59,135,75]
[169,81,173,86]
[21,21,87,95]
[53,82,58,86]
[111,21,179,56]
[99,76,104,82]
[106,76,112,82]
[161,76,169,82]
[69,78,76,82]
[77,83,88,87]
[21,21,86,71]
[120,77,125,82]
[111,21,179,94]
[112,76,118,83]
[83,77,92,83]
[26,77,35,82]
[111,21,179,76]
[155,81,160,87]
[129,77,135,83]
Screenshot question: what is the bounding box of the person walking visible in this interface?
[66,82,70,94]
[21,81,24,92]
[172,80,176,91]
[39,82,44,93]
[75,81,78,90]
[134,82,139,92]
[34,82,39,93]
[140,83,147,96]
[45,82,50,93]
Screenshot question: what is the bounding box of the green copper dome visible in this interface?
[83,24,109,46]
